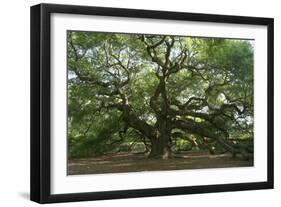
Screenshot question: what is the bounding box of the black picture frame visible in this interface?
[30,3,274,204]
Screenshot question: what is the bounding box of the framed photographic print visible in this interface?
[30,3,274,203]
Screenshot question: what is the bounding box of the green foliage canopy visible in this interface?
[67,31,254,159]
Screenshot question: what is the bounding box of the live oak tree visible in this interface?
[67,31,254,159]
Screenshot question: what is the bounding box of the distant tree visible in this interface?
[67,31,254,159]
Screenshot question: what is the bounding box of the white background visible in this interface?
[0,0,279,206]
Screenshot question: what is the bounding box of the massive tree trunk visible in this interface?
[149,137,171,159]
[149,117,172,159]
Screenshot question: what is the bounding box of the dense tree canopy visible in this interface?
[67,31,254,159]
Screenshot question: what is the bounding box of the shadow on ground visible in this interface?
[68,151,253,175]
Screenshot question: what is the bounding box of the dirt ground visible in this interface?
[67,151,253,175]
